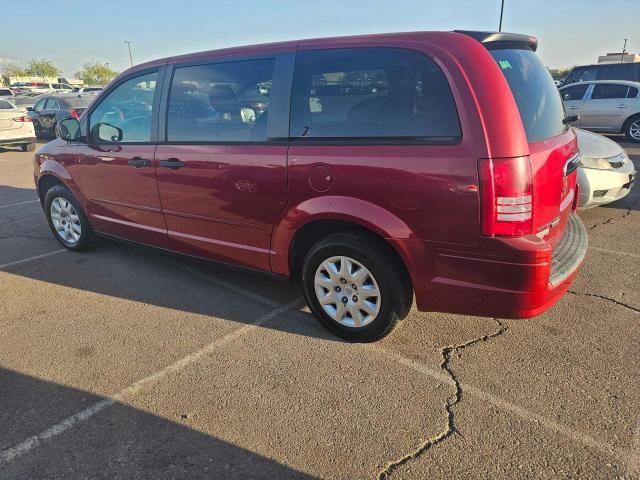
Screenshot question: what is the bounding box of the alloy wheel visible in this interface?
[50,197,82,244]
[630,120,640,141]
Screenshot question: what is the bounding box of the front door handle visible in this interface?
[159,158,185,170]
[128,157,151,168]
[569,106,580,110]
[617,104,629,109]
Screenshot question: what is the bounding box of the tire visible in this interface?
[21,143,35,152]
[44,184,93,251]
[624,115,640,143]
[301,232,412,342]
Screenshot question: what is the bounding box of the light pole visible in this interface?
[621,38,628,63]
[498,0,505,32]
[124,41,134,67]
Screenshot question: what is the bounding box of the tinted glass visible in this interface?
[565,67,598,84]
[561,84,589,101]
[0,89,12,96]
[628,86,639,98]
[62,96,94,108]
[45,98,59,110]
[491,49,567,143]
[34,99,47,111]
[0,99,14,109]
[290,48,460,140]
[167,59,275,142]
[89,71,157,143]
[597,64,627,80]
[591,84,629,99]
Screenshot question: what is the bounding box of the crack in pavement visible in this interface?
[568,290,640,314]
[376,318,508,480]
[588,208,632,231]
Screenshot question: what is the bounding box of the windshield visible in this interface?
[490,48,567,143]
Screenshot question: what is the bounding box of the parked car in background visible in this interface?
[27,94,95,138]
[41,30,586,341]
[0,88,15,97]
[575,128,636,208]
[560,80,640,142]
[74,86,104,93]
[0,98,36,152]
[562,61,640,86]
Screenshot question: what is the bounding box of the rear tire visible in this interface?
[624,115,640,143]
[21,143,35,152]
[301,232,412,342]
[44,184,93,251]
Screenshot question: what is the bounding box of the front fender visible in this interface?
[270,196,417,276]
[37,153,85,210]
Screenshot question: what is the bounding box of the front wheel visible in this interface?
[301,232,412,342]
[44,184,93,251]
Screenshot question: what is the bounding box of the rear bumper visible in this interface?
[0,136,36,146]
[392,213,587,319]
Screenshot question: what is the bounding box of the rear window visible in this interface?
[491,49,567,143]
[0,99,15,109]
[62,96,93,108]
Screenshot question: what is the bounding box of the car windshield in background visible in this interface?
[0,99,15,109]
[490,48,567,143]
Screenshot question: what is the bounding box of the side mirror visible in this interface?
[26,106,34,112]
[92,122,123,142]
[57,118,81,142]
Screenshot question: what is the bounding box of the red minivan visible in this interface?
[37,31,587,341]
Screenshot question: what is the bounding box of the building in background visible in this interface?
[598,52,640,64]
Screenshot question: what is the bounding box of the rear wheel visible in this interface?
[44,185,93,251]
[21,143,35,152]
[625,115,640,143]
[301,232,412,342]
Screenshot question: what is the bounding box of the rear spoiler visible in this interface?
[454,30,538,52]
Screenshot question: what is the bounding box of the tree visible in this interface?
[25,59,61,78]
[1,63,27,77]
[74,62,118,86]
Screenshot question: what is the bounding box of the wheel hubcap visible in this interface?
[314,256,381,328]
[630,120,640,140]
[50,197,81,244]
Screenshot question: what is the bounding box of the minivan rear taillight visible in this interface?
[69,109,79,119]
[479,156,533,236]
[12,116,32,122]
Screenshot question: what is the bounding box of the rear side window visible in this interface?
[591,84,630,99]
[628,87,639,98]
[561,84,589,101]
[0,99,14,109]
[166,59,275,142]
[290,48,461,141]
[491,49,567,143]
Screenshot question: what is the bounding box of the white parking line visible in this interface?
[589,246,640,259]
[0,199,39,210]
[0,297,303,464]
[374,347,628,463]
[0,249,67,269]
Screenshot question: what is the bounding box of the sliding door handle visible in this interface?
[159,158,185,170]
[128,157,151,168]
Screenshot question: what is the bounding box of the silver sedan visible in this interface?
[560,80,640,142]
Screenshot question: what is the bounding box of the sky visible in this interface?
[1,0,638,78]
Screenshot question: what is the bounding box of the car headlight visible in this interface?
[605,152,628,169]
[580,155,613,170]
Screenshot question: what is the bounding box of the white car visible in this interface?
[0,99,36,152]
[575,128,636,208]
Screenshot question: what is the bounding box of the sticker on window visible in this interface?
[498,60,512,70]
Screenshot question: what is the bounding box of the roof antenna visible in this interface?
[498,0,505,32]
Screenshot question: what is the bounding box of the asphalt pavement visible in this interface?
[0,139,638,479]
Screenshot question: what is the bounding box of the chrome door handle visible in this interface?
[569,106,580,110]
[128,157,151,168]
[617,105,629,109]
[159,158,185,170]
